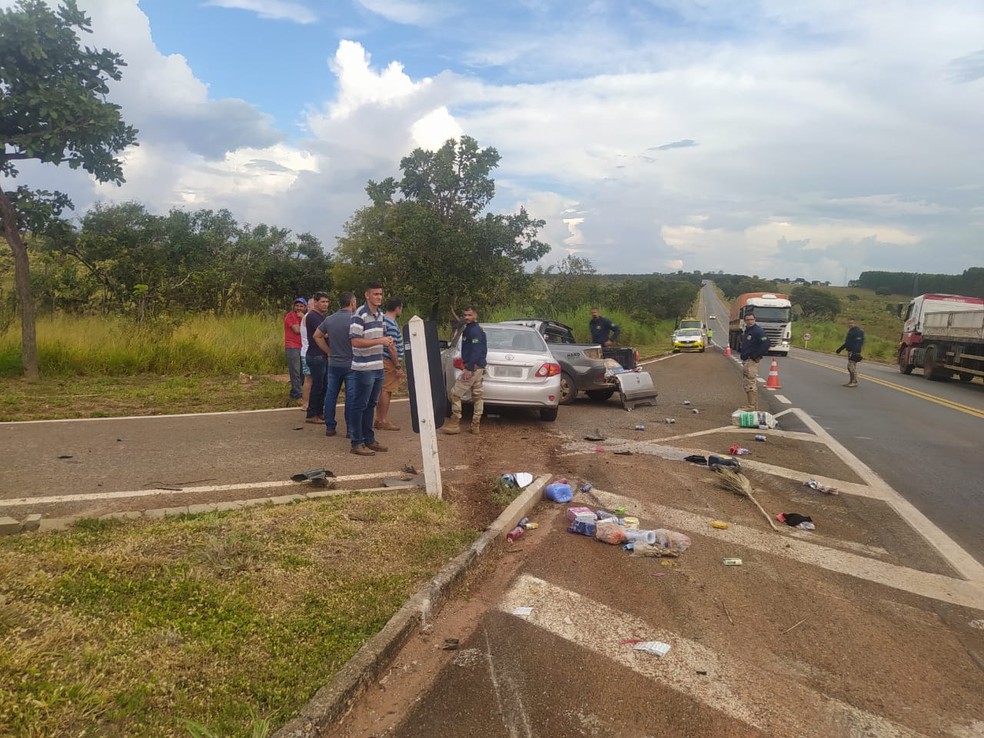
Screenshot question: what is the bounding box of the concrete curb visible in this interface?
[271,474,551,738]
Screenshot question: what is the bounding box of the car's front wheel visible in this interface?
[540,407,558,421]
[559,372,577,405]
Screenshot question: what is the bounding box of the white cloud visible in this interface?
[204,0,317,24]
[355,0,455,26]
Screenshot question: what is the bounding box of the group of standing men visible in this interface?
[739,312,865,410]
[283,283,405,457]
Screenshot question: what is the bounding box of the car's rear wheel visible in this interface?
[586,389,615,402]
[559,372,577,405]
[540,407,558,422]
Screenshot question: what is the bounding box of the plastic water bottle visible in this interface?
[579,483,593,494]
[754,434,766,442]
[635,424,646,431]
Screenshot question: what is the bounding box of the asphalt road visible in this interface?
[699,282,984,561]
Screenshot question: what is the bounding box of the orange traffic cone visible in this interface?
[765,357,781,389]
[725,344,731,357]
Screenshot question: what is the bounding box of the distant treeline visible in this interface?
[850,268,984,298]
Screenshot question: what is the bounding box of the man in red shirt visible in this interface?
[284,297,306,403]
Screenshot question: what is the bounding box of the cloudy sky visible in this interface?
[5,0,984,283]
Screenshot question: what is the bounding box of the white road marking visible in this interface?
[638,354,679,366]
[774,394,791,404]
[500,574,925,738]
[0,466,469,507]
[591,488,984,609]
[0,398,411,425]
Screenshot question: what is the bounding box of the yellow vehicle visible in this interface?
[672,328,705,353]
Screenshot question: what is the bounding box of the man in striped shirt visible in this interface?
[348,282,397,456]
[375,297,405,431]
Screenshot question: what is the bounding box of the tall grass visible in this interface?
[0,313,284,378]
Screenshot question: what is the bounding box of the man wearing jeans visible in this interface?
[303,292,331,424]
[348,282,396,456]
[313,291,357,437]
[283,297,306,403]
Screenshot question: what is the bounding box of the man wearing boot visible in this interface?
[739,312,771,410]
[442,306,487,436]
[836,319,865,387]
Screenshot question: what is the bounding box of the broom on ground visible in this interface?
[713,467,779,532]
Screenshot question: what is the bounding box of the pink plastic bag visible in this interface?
[595,520,628,545]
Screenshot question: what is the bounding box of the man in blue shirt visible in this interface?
[739,312,771,410]
[836,319,865,387]
[348,282,397,456]
[589,308,620,346]
[442,306,487,436]
[313,291,357,438]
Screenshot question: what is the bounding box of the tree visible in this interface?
[790,285,841,319]
[334,136,549,323]
[0,0,138,378]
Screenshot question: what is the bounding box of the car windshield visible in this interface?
[746,307,791,322]
[482,325,547,353]
[677,329,702,337]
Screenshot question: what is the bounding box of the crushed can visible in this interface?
[635,424,646,431]
[711,520,729,529]
[723,557,743,566]
[754,434,766,442]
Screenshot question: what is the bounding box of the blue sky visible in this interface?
[4,0,984,283]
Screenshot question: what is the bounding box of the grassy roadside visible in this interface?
[0,493,480,737]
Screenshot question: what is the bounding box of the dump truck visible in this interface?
[728,292,792,356]
[897,293,984,383]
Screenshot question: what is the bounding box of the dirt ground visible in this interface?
[330,353,984,738]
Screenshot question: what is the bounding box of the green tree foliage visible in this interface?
[0,0,138,378]
[334,136,550,322]
[854,268,984,298]
[713,274,783,300]
[42,202,332,317]
[791,284,841,319]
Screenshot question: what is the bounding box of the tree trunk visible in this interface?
[0,184,40,380]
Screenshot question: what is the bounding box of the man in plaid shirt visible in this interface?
[375,297,405,431]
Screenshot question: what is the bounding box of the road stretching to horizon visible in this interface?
[701,283,984,562]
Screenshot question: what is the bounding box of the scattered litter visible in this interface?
[57,455,74,460]
[708,454,741,471]
[659,560,677,567]
[568,518,597,537]
[683,454,708,465]
[614,450,634,456]
[624,529,657,545]
[777,512,815,530]
[567,506,596,522]
[710,520,729,530]
[692,408,700,414]
[653,529,691,556]
[622,516,640,529]
[290,467,335,483]
[635,424,646,431]
[545,482,574,503]
[613,506,626,516]
[634,641,671,657]
[580,482,594,494]
[442,638,460,650]
[584,429,607,441]
[754,434,767,442]
[515,472,534,487]
[804,479,839,495]
[723,558,743,566]
[506,526,525,542]
[683,400,692,405]
[594,445,605,453]
[512,607,534,617]
[969,619,984,630]
[781,618,808,635]
[595,520,628,545]
[664,418,676,424]
[729,445,751,456]
[697,670,708,675]
[731,410,778,429]
[652,572,669,577]
[402,464,419,475]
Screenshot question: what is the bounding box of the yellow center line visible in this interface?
[791,355,984,420]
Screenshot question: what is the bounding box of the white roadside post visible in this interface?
[406,315,443,498]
